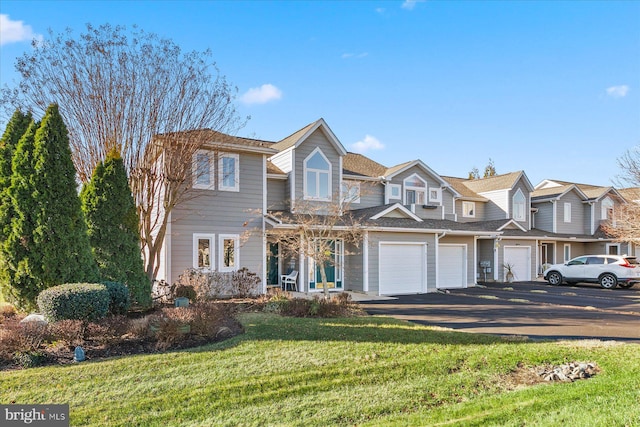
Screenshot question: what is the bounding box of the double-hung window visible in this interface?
[192,150,214,190]
[193,234,215,269]
[219,234,239,272]
[304,148,331,201]
[218,153,239,192]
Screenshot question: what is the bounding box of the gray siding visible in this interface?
[477,239,494,280]
[169,151,265,284]
[533,202,554,232]
[344,242,364,292]
[480,190,509,221]
[455,200,487,222]
[510,179,531,229]
[367,231,437,294]
[293,129,342,209]
[497,239,537,281]
[353,181,385,209]
[267,178,287,210]
[388,165,447,220]
[556,191,585,235]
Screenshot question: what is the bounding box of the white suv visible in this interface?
[543,255,640,289]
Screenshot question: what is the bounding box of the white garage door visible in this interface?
[438,244,466,289]
[503,246,531,281]
[379,243,426,295]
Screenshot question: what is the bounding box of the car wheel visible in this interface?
[619,282,635,289]
[547,271,563,286]
[599,273,618,289]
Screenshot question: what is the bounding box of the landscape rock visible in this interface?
[19,314,48,326]
[538,362,599,382]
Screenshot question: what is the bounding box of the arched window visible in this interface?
[403,174,426,205]
[601,197,614,220]
[513,189,526,221]
[304,148,331,200]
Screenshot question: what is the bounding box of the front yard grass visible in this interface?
[2,313,639,426]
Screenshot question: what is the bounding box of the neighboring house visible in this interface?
[153,119,637,295]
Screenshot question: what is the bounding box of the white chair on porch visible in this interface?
[281,270,299,291]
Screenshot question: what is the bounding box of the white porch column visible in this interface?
[363,231,369,293]
[299,231,305,292]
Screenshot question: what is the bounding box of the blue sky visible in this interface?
[1,1,638,187]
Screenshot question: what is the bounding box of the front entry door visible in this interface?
[309,240,343,290]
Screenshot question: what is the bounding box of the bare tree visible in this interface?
[603,146,640,243]
[1,24,244,279]
[267,186,367,298]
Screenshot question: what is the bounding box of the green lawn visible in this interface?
[2,313,640,426]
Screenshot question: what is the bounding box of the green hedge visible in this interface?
[102,281,131,315]
[37,283,109,322]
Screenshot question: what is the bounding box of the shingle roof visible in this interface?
[343,152,387,177]
[384,161,415,177]
[157,129,276,152]
[544,180,614,200]
[462,171,525,193]
[267,162,285,175]
[618,187,640,202]
[441,176,489,201]
[270,120,319,151]
[531,184,574,201]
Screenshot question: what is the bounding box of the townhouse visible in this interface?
[153,119,638,295]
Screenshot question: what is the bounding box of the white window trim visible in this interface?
[601,197,614,220]
[388,184,401,201]
[218,153,239,192]
[462,201,476,218]
[341,181,361,204]
[429,187,442,205]
[219,234,240,272]
[303,147,332,201]
[563,202,572,223]
[192,150,215,190]
[193,233,215,270]
[403,173,427,205]
[513,189,526,221]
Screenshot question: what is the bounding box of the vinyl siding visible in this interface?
[169,151,265,284]
[344,242,363,291]
[455,200,487,222]
[267,178,287,210]
[556,191,585,235]
[497,239,536,281]
[510,180,531,229]
[479,190,509,220]
[353,181,385,209]
[533,202,554,232]
[388,165,447,220]
[367,231,437,294]
[293,129,342,208]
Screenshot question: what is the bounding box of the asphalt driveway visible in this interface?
[357,281,640,342]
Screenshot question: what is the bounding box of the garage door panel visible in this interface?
[438,245,466,289]
[503,247,531,281]
[379,243,425,295]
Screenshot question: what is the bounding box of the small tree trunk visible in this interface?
[319,264,329,299]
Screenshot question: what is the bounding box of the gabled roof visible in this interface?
[441,176,489,201]
[618,187,640,203]
[462,171,533,193]
[384,159,455,193]
[537,179,620,202]
[343,152,387,177]
[531,183,587,202]
[368,203,423,222]
[270,118,347,155]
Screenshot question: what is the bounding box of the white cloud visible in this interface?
[375,7,386,14]
[240,84,282,105]
[351,135,385,153]
[606,85,630,98]
[401,0,425,10]
[0,14,37,46]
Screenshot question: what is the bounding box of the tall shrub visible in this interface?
[0,110,32,303]
[1,120,40,309]
[31,104,99,289]
[81,148,151,308]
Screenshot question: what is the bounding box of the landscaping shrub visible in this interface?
[0,318,49,367]
[0,303,16,321]
[37,283,110,322]
[172,284,197,302]
[261,292,362,318]
[48,319,84,346]
[102,281,131,315]
[174,267,262,299]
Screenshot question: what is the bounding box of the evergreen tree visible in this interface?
[0,110,32,241]
[1,120,40,308]
[31,104,98,290]
[81,148,151,308]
